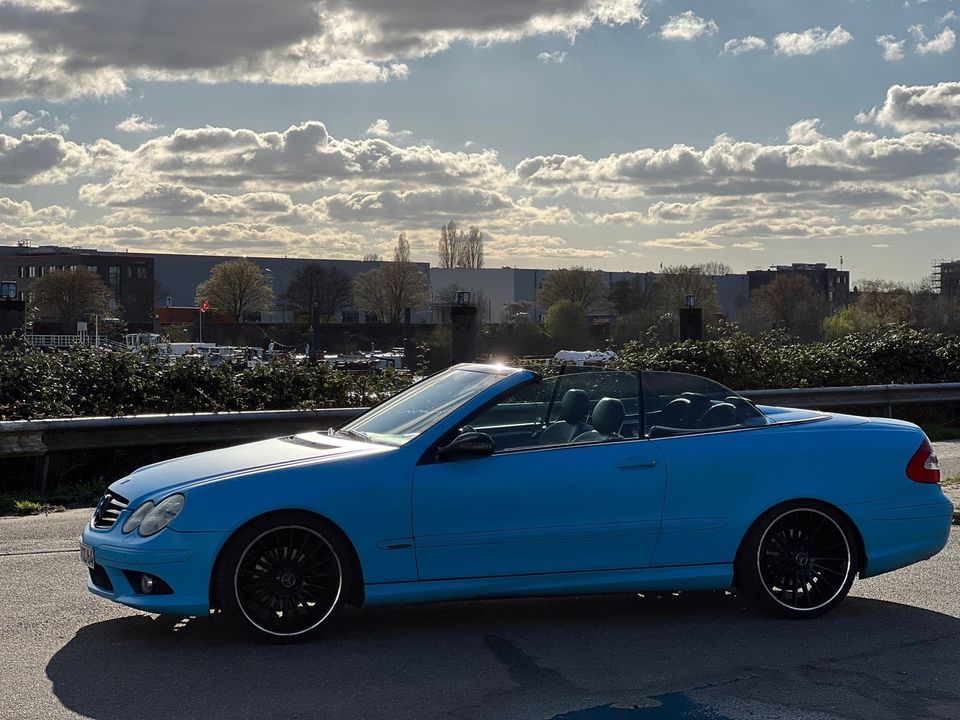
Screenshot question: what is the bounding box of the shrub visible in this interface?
[0,343,411,421]
[617,324,960,389]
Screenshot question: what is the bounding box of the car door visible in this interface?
[640,371,774,568]
[411,370,667,581]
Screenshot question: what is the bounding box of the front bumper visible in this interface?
[81,519,230,616]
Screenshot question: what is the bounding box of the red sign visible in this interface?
[200,299,210,313]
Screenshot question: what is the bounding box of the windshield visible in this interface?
[339,367,509,446]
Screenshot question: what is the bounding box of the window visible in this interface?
[18,266,25,278]
[642,371,767,438]
[461,369,641,452]
[136,265,148,279]
[28,266,37,278]
[108,266,120,292]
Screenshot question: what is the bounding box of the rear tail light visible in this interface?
[906,438,940,484]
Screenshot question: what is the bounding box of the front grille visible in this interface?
[92,492,129,529]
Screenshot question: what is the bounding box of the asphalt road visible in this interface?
[1,505,959,720]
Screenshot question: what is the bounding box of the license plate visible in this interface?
[79,542,95,569]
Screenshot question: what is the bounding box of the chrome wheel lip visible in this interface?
[233,524,343,637]
[756,507,852,613]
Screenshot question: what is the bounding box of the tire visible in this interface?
[734,501,860,619]
[213,511,353,642]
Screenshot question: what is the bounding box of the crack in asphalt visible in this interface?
[0,547,78,557]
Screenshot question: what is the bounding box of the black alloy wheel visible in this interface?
[735,502,859,618]
[214,512,353,641]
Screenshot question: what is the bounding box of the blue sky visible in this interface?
[1,0,959,282]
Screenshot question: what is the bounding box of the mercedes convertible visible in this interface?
[80,364,954,640]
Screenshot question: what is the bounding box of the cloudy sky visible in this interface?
[1,0,959,281]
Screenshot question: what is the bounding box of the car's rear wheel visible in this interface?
[213,512,352,642]
[735,502,859,618]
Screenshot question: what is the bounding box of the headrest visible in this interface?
[592,397,625,435]
[558,388,590,423]
[700,402,737,428]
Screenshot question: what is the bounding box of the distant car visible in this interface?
[80,364,954,641]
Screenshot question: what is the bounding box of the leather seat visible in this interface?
[539,389,591,445]
[573,398,625,443]
[698,402,737,429]
[658,397,691,427]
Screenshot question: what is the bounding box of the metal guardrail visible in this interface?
[741,383,960,410]
[4,382,960,492]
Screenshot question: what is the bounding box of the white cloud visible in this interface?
[659,11,718,41]
[0,0,647,100]
[773,26,852,56]
[910,24,956,55]
[721,36,767,55]
[876,34,905,61]
[122,121,507,190]
[863,82,960,132]
[7,110,48,129]
[537,51,567,64]
[515,126,960,196]
[786,118,824,144]
[116,115,163,133]
[364,118,412,140]
[0,131,119,185]
[0,196,74,222]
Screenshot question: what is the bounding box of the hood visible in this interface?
[110,433,392,504]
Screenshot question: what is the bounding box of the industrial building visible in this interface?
[0,243,156,324]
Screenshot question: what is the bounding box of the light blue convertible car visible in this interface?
[81,364,954,640]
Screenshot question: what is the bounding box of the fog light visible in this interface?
[140,574,154,594]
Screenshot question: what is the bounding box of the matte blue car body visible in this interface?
[81,364,954,618]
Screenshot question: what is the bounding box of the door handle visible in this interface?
[617,458,658,470]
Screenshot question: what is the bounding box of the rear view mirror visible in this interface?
[437,432,495,462]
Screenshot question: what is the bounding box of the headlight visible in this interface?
[139,494,186,536]
[122,501,155,534]
[121,494,185,536]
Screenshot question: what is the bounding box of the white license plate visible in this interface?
[79,543,95,569]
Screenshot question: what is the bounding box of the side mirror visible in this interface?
[437,431,495,462]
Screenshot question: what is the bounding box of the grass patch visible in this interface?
[943,475,960,487]
[0,496,67,516]
[922,423,960,442]
[0,481,103,517]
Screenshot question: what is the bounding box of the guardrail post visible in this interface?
[32,455,49,496]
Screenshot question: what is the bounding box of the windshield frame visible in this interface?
[338,364,522,447]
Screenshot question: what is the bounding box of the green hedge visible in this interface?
[3,324,959,421]
[618,324,960,389]
[0,345,410,421]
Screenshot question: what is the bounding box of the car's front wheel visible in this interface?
[735,502,859,618]
[213,512,352,641]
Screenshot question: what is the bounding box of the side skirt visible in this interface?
[363,563,733,607]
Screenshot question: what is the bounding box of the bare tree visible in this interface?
[284,264,352,321]
[195,259,273,322]
[749,273,825,335]
[856,279,912,323]
[354,233,430,323]
[647,265,721,319]
[538,267,608,313]
[29,267,112,324]
[461,226,485,269]
[438,221,459,269]
[361,253,381,262]
[438,221,485,268]
[696,261,732,277]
